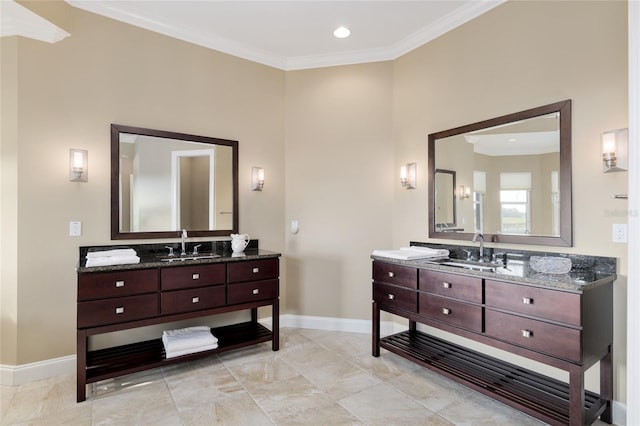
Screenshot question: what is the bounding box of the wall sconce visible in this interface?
[69,149,88,182]
[602,128,628,172]
[400,163,416,189]
[251,166,264,191]
[459,185,471,200]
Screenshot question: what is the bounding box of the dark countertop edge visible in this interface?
[77,250,281,274]
[370,255,617,293]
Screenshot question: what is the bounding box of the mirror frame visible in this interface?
[428,99,572,246]
[111,124,239,240]
[434,169,457,228]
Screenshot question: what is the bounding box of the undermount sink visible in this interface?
[438,261,497,272]
[160,254,221,262]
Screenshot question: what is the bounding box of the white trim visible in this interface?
[0,0,70,43]
[627,1,640,425]
[0,355,76,386]
[170,149,215,231]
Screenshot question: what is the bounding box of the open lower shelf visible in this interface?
[380,330,607,426]
[86,321,272,383]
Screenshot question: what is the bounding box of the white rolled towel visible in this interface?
[162,326,218,354]
[86,248,138,259]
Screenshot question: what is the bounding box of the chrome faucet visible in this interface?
[472,232,484,262]
[180,229,188,256]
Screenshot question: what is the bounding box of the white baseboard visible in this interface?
[0,355,76,386]
[1,314,628,424]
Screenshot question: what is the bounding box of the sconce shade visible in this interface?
[251,166,264,191]
[602,128,628,172]
[69,149,88,182]
[400,163,416,189]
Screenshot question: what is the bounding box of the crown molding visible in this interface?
[1,0,70,43]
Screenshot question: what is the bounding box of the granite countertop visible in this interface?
[77,241,281,274]
[372,242,617,293]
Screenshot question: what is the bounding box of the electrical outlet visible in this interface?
[612,224,627,243]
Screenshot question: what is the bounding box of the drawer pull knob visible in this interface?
[522,297,533,305]
[388,272,395,278]
[115,307,124,314]
[252,289,259,295]
[522,329,532,338]
[442,308,451,315]
[253,267,260,273]
[388,294,395,300]
[115,280,125,288]
[192,297,200,303]
[192,273,200,280]
[442,282,451,289]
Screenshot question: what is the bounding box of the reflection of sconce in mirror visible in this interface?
[400,163,416,189]
[69,149,88,182]
[251,166,265,191]
[459,185,470,200]
[602,128,628,172]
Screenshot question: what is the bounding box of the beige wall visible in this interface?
[392,0,628,403]
[1,2,285,363]
[1,0,630,408]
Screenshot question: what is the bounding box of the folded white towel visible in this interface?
[401,246,450,257]
[162,327,218,354]
[86,248,137,259]
[165,343,219,359]
[85,255,140,267]
[372,246,449,261]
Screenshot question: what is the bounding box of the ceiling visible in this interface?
[62,0,504,70]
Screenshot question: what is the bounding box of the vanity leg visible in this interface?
[372,301,380,357]
[76,330,87,402]
[272,298,279,351]
[600,345,613,423]
[409,320,417,333]
[251,307,258,323]
[568,365,585,426]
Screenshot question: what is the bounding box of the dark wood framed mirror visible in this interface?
[111,124,239,240]
[428,100,572,246]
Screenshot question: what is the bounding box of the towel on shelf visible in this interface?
[165,343,219,359]
[372,246,450,260]
[85,255,140,267]
[86,248,138,258]
[162,326,219,357]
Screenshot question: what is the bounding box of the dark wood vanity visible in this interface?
[371,258,614,426]
[76,253,279,402]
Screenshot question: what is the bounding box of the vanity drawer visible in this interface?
[77,294,158,328]
[418,293,482,332]
[161,285,226,315]
[227,259,279,283]
[419,270,482,303]
[78,269,158,301]
[227,279,279,305]
[485,280,581,326]
[373,262,417,289]
[373,282,417,313]
[485,309,581,362]
[161,264,226,291]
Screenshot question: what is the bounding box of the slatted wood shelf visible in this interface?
[380,330,607,426]
[86,321,272,383]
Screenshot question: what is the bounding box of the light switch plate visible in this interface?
[612,224,627,243]
[70,221,82,237]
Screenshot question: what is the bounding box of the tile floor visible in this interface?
[0,328,609,425]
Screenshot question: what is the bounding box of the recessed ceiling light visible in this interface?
[333,26,351,39]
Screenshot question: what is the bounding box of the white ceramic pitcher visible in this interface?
[230,233,250,253]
